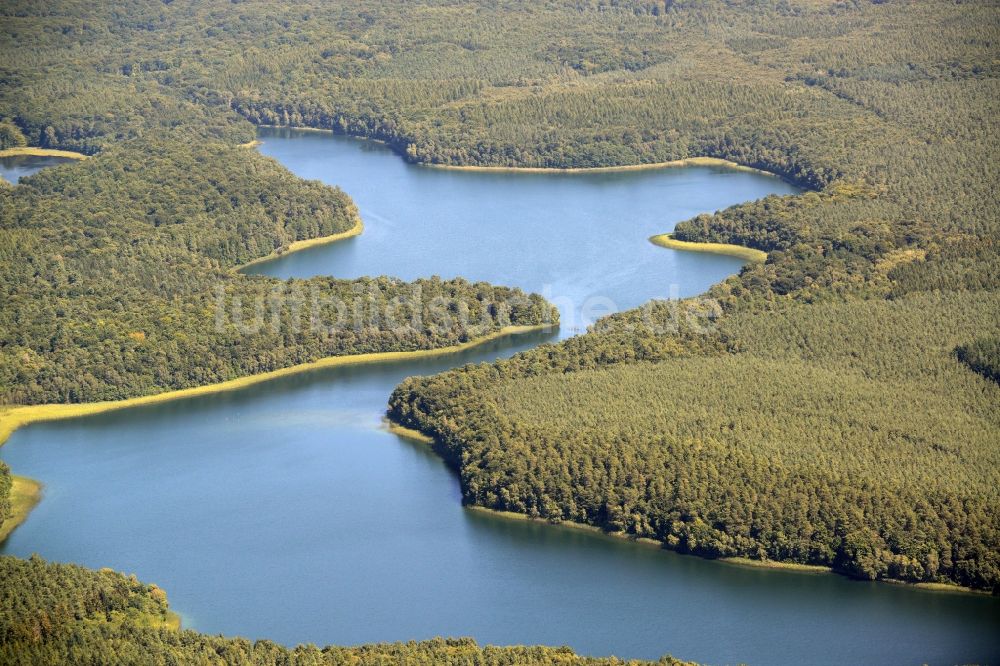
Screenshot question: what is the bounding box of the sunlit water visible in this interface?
[3,130,997,665]
[0,154,76,183]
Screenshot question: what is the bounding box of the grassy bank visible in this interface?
[466,504,677,549]
[0,146,87,160]
[649,233,767,263]
[383,420,435,444]
[718,556,830,574]
[253,126,790,185]
[466,504,603,533]
[0,324,552,448]
[257,124,336,134]
[894,580,991,596]
[235,215,364,271]
[0,475,42,543]
[420,156,780,177]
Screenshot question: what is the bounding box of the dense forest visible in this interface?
[0,556,690,665]
[391,292,1000,590]
[957,337,1000,385]
[0,1,996,658]
[0,140,554,405]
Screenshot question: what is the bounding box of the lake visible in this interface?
[2,128,997,665]
[0,153,78,184]
[243,130,782,333]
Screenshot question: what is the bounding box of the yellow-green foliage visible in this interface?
[0,555,693,665]
[391,293,1000,591]
[0,462,9,530]
[235,216,364,271]
[0,119,27,150]
[0,139,553,405]
[1,0,998,606]
[0,325,548,447]
[0,147,86,159]
[0,556,177,644]
[0,475,41,543]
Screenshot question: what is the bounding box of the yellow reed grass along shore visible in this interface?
[721,556,988,594]
[257,124,336,134]
[0,146,88,160]
[235,215,364,271]
[649,233,768,263]
[888,580,991,596]
[718,556,830,574]
[383,420,435,444]
[252,126,789,182]
[0,207,370,447]
[465,504,665,549]
[155,609,183,631]
[421,156,781,177]
[0,475,42,544]
[0,324,551,448]
[466,504,603,533]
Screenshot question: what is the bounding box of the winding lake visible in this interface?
[3,128,998,665]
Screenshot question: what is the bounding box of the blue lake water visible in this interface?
[0,154,76,183]
[3,129,997,666]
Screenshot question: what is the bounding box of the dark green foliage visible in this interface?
[0,137,554,404]
[0,555,173,646]
[0,0,997,612]
[390,293,1000,592]
[956,338,1000,384]
[887,238,1000,297]
[0,555,690,665]
[333,1,1000,595]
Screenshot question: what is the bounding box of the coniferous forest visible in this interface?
[0,0,998,661]
[0,556,690,665]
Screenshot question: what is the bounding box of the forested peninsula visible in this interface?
[380,0,1000,588]
[0,139,554,407]
[0,2,997,661]
[0,555,691,666]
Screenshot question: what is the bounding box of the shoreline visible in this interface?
[162,610,183,631]
[421,156,781,178]
[235,215,364,271]
[0,146,88,160]
[886,579,991,596]
[718,556,831,574]
[649,233,767,263]
[383,420,435,444]
[2,211,368,447]
[422,453,989,596]
[257,124,337,134]
[0,324,552,449]
[465,504,664,545]
[0,475,42,544]
[252,125,795,185]
[469,503,985,594]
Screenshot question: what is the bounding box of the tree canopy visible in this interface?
[0,555,692,666]
[0,0,997,640]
